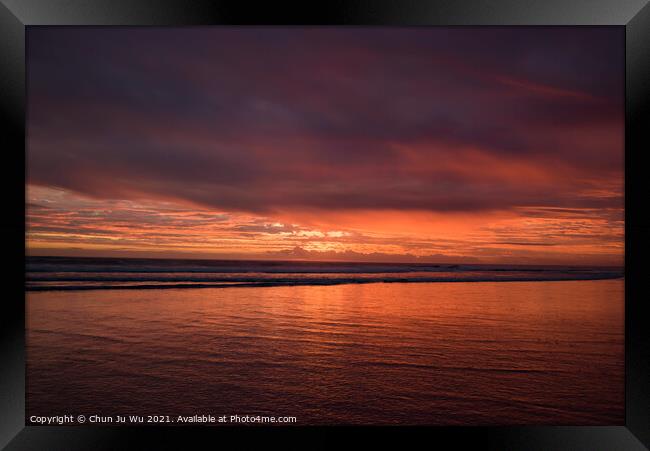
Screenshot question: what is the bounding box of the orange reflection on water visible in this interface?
[27,280,624,425]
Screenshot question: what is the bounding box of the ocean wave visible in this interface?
[27,257,622,275]
[26,273,624,291]
[25,256,623,291]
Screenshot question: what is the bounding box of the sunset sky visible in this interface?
[26,27,624,265]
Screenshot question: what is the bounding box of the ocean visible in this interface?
[26,256,624,425]
[26,256,623,291]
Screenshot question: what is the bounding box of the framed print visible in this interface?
[1,0,649,449]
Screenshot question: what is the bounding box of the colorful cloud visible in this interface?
[26,27,624,265]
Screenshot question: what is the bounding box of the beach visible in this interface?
[26,272,624,425]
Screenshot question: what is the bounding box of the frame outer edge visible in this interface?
[0,0,649,25]
[626,1,650,448]
[0,0,26,450]
[0,0,648,449]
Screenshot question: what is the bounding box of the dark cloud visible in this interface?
[27,27,623,215]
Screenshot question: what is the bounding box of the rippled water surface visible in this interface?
[26,279,624,425]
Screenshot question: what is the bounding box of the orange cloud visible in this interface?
[27,186,623,266]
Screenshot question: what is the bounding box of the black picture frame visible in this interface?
[1,1,649,449]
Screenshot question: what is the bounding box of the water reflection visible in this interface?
[27,280,624,425]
